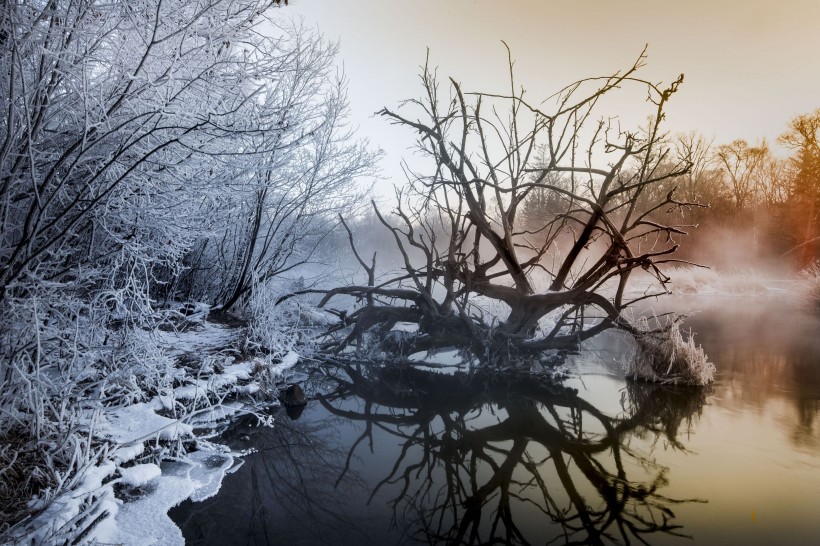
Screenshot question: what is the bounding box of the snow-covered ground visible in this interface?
[9,319,301,545]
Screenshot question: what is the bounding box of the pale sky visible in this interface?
[287,0,820,190]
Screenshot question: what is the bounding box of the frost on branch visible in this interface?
[0,0,374,538]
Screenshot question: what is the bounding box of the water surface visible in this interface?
[170,295,820,545]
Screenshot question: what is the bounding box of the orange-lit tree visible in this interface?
[780,109,820,265]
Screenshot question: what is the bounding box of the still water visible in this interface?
[170,295,820,545]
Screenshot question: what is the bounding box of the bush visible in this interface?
[667,266,767,295]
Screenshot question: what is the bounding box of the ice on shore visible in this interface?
[93,447,236,545]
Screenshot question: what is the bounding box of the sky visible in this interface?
[286,0,820,191]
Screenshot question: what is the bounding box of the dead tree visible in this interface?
[316,48,703,364]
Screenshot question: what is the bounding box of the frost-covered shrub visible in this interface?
[624,316,715,386]
[799,262,820,311]
[0,284,193,537]
[244,277,326,359]
[0,290,110,534]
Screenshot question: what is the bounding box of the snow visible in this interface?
[391,321,420,333]
[234,382,261,395]
[22,461,120,545]
[171,380,212,400]
[278,350,300,369]
[221,359,255,381]
[97,466,197,546]
[153,321,241,359]
[95,448,236,546]
[11,318,300,544]
[186,401,246,427]
[22,415,246,545]
[186,449,235,502]
[119,464,162,487]
[150,361,260,410]
[112,443,146,465]
[79,337,301,545]
[96,402,193,444]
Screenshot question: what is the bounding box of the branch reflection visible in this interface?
[320,360,708,545]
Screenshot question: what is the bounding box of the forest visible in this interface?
[1,0,819,543]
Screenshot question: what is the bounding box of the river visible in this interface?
[170,293,820,545]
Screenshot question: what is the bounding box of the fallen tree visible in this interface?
[293,49,711,379]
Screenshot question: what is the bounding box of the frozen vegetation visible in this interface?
[0,0,371,541]
[624,316,715,386]
[2,308,304,544]
[664,266,769,295]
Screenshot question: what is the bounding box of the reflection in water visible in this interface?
[171,408,378,545]
[673,296,820,449]
[317,363,707,545]
[172,361,708,545]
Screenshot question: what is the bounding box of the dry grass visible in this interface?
[0,289,269,540]
[624,316,715,386]
[0,430,54,530]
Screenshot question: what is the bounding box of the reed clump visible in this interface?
[624,316,715,386]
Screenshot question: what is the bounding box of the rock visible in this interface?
[280,384,306,407]
[284,404,305,421]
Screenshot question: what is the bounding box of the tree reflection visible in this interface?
[319,360,708,545]
[680,303,820,449]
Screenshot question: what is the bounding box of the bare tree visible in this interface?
[714,139,770,211]
[311,48,703,364]
[779,109,820,264]
[671,132,722,210]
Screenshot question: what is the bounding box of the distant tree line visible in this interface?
[518,110,820,269]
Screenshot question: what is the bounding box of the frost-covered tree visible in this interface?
[0,0,373,532]
[1,0,373,311]
[166,23,377,311]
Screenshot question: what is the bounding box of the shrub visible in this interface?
[667,266,767,295]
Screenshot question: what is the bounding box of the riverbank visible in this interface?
[3,308,299,545]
